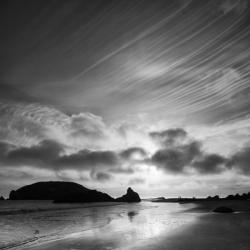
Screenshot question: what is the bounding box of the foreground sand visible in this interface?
[23,200,250,250]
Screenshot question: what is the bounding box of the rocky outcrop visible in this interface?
[213,206,234,213]
[225,192,250,200]
[8,181,113,202]
[116,187,141,202]
[54,189,114,203]
[9,182,142,203]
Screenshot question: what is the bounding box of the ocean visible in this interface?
[0,200,198,250]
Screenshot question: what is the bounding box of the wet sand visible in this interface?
[22,200,250,250]
[145,213,250,250]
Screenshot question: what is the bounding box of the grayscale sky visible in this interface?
[1,0,250,198]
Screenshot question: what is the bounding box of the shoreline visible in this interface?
[2,201,250,250]
[0,201,124,216]
[180,199,250,213]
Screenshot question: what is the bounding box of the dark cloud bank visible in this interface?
[0,140,118,170]
[150,128,249,175]
[0,128,249,177]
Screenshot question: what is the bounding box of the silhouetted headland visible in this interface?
[9,181,90,201]
[8,181,141,203]
[115,187,141,203]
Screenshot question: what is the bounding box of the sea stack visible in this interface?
[116,187,141,202]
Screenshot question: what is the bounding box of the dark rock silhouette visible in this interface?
[9,181,114,202]
[116,187,141,202]
[213,206,234,213]
[0,196,4,200]
[8,182,142,203]
[54,189,114,203]
[206,195,220,201]
[225,192,250,200]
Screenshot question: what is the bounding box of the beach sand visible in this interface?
[20,200,250,250]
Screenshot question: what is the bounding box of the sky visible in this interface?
[0,0,250,198]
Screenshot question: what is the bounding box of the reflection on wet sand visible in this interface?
[127,211,138,222]
[3,201,250,249]
[25,202,197,250]
[23,200,250,250]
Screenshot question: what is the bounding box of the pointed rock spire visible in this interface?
[116,187,141,202]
